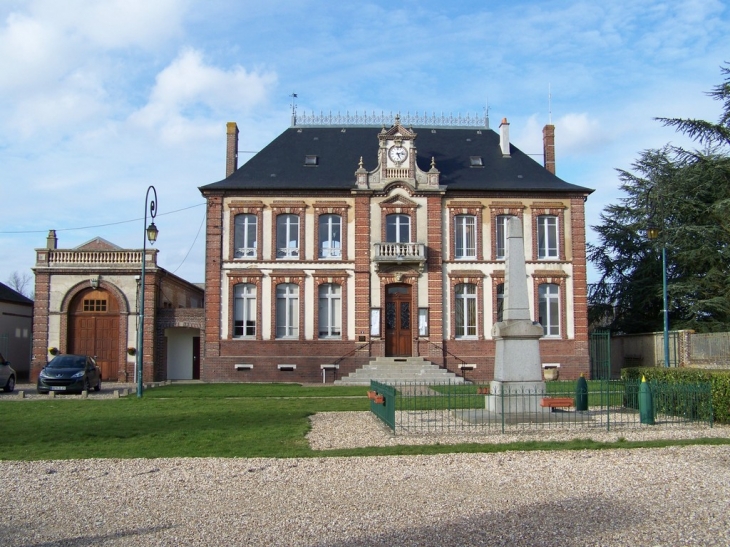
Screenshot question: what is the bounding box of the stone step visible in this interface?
[335,358,465,385]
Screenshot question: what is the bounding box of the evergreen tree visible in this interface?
[589,66,730,333]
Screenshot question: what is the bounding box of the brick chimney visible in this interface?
[499,118,510,157]
[226,122,239,178]
[46,229,57,249]
[543,124,555,175]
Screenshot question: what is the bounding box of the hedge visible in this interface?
[621,367,730,424]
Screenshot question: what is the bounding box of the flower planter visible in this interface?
[367,390,377,400]
[373,395,385,404]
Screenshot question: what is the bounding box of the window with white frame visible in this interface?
[318,284,341,337]
[538,283,560,336]
[537,215,559,259]
[496,283,504,323]
[233,283,256,337]
[276,214,300,259]
[495,215,514,260]
[454,214,476,259]
[276,283,299,338]
[234,214,257,258]
[319,214,342,258]
[386,213,410,242]
[455,283,477,338]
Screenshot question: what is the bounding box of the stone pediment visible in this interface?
[379,194,418,210]
[75,237,121,251]
[378,115,417,143]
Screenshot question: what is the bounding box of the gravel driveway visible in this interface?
[2,446,729,546]
[3,385,730,546]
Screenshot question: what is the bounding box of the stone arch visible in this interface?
[60,280,129,381]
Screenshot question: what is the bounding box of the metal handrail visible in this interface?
[420,339,468,377]
[333,340,373,366]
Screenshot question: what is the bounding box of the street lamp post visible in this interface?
[136,186,159,398]
[647,224,670,368]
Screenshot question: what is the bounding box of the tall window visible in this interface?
[318,284,341,337]
[234,214,257,258]
[276,214,300,259]
[233,283,256,337]
[276,284,299,338]
[319,214,342,258]
[386,214,410,243]
[537,215,559,259]
[496,283,504,322]
[454,215,476,259]
[495,215,514,260]
[538,283,560,336]
[455,283,477,338]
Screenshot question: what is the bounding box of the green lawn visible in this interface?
[1,383,727,461]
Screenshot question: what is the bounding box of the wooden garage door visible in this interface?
[68,289,119,381]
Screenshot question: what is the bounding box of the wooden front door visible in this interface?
[68,289,119,381]
[385,284,412,357]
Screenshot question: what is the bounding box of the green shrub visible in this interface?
[621,367,730,424]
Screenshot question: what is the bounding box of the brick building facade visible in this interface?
[199,113,593,383]
[30,233,204,383]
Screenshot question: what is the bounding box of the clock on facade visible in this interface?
[388,145,408,163]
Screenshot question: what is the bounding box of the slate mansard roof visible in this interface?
[200,125,593,194]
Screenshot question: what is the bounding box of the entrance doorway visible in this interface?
[385,283,412,357]
[68,288,120,381]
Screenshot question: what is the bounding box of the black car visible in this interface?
[37,354,102,394]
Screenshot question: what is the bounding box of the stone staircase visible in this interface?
[335,357,465,385]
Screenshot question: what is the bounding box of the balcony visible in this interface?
[373,242,426,272]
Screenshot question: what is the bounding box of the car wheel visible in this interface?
[84,378,91,392]
[3,375,14,393]
[94,377,101,392]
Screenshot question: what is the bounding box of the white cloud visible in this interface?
[22,0,187,50]
[0,0,189,139]
[129,48,277,144]
[0,12,68,95]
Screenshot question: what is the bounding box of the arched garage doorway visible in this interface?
[68,288,120,380]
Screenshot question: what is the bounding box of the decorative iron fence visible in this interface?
[590,330,611,379]
[368,380,713,435]
[295,111,488,128]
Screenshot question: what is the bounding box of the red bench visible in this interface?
[540,397,574,411]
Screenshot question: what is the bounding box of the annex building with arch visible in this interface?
[30,232,204,383]
[199,113,593,383]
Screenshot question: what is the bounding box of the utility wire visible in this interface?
[0,203,206,234]
[171,209,206,275]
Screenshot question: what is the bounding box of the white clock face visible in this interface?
[388,146,408,163]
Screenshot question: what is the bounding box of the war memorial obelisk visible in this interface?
[487,216,546,414]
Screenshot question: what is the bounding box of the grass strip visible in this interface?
[1,383,725,461]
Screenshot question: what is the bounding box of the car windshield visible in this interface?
[47,356,86,369]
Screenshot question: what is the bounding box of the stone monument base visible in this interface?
[486,380,547,414]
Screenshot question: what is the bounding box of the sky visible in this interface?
[1,0,728,293]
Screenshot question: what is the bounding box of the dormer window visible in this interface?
[304,155,318,166]
[469,156,483,167]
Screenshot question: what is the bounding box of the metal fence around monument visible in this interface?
[368,380,713,435]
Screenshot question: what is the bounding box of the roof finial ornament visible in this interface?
[394,113,401,126]
[431,157,436,169]
[359,156,364,168]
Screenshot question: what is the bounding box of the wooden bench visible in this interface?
[540,397,574,411]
